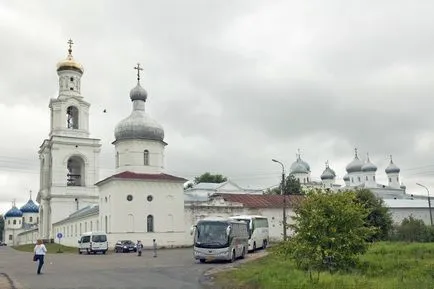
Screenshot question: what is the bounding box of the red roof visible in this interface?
[212,193,304,208]
[96,171,187,186]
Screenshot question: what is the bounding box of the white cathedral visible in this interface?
[2,42,432,247]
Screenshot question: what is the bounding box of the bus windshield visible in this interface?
[194,221,230,248]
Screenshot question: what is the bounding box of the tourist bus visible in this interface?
[191,217,249,263]
[230,215,269,251]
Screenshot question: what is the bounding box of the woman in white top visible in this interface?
[34,239,47,274]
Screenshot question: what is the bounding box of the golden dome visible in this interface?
[56,39,84,74]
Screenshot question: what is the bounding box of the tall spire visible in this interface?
[389,154,393,163]
[325,160,329,168]
[29,190,32,200]
[366,152,370,162]
[354,147,359,159]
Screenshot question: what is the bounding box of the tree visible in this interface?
[354,189,393,241]
[264,187,281,195]
[278,189,375,280]
[0,215,4,241]
[194,172,227,184]
[284,174,302,195]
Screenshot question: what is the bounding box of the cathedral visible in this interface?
[2,41,429,246]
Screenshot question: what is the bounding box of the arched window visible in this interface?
[147,215,154,232]
[30,217,33,222]
[105,216,108,233]
[67,156,85,186]
[90,221,93,231]
[37,217,39,224]
[366,176,368,181]
[66,106,79,129]
[85,222,88,232]
[80,223,82,235]
[96,220,99,231]
[144,150,149,165]
[22,217,25,223]
[7,220,10,225]
[13,220,16,225]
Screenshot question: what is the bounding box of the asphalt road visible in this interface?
[0,246,220,289]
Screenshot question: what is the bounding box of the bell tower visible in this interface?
[37,40,101,240]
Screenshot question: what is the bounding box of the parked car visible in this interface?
[78,231,108,255]
[114,240,137,253]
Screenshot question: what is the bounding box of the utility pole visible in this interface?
[417,183,433,226]
[272,159,287,240]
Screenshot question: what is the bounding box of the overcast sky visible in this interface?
[2,0,434,214]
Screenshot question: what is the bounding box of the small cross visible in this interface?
[29,190,32,200]
[354,148,358,158]
[134,63,144,81]
[67,39,74,55]
[325,160,329,168]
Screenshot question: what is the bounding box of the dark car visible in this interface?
[0,241,6,246]
[114,240,137,253]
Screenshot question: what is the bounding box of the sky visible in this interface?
[2,0,434,213]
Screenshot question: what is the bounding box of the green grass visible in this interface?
[13,243,78,254]
[214,242,434,289]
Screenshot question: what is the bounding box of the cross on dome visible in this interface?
[134,63,144,82]
[67,39,74,56]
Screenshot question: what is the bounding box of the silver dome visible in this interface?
[290,162,309,174]
[346,149,363,173]
[385,159,400,174]
[130,83,147,101]
[362,155,377,172]
[321,167,336,180]
[114,81,164,142]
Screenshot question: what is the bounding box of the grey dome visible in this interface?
[343,174,350,181]
[321,167,336,180]
[290,155,310,174]
[290,162,309,174]
[346,155,363,173]
[114,81,164,142]
[386,160,400,174]
[362,156,377,172]
[130,83,147,101]
[115,111,164,142]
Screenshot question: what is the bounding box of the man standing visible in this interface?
[137,240,143,257]
[152,239,157,258]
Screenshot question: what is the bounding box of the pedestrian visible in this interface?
[137,240,143,257]
[33,239,47,275]
[152,239,157,258]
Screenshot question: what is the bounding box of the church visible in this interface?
[3,41,434,247]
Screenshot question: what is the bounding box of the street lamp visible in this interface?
[272,159,287,240]
[416,183,433,226]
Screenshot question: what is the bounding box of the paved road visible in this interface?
[0,246,220,289]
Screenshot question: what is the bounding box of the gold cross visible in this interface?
[67,39,74,55]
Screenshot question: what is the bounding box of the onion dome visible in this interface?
[56,39,83,74]
[343,174,350,182]
[20,199,39,213]
[385,156,400,174]
[4,206,23,218]
[321,162,336,180]
[361,154,377,172]
[346,148,363,173]
[114,63,164,142]
[290,154,310,174]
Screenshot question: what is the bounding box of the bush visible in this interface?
[389,216,434,242]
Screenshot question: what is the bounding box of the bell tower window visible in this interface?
[144,150,149,165]
[66,106,79,129]
[67,156,85,186]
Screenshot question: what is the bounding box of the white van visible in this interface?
[78,231,108,255]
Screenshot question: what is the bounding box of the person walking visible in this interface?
[152,239,157,258]
[34,239,47,275]
[137,240,143,257]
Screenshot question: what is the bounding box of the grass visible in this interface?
[13,243,78,254]
[214,242,434,289]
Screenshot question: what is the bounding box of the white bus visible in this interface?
[230,215,269,251]
[191,217,249,263]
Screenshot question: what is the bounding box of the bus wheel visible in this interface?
[199,259,206,263]
[253,242,256,252]
[263,240,267,249]
[241,247,246,259]
[230,250,236,263]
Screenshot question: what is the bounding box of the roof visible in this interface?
[53,205,99,225]
[96,171,188,186]
[212,193,304,208]
[192,182,223,190]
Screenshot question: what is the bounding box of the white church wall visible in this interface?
[22,212,39,225]
[52,213,99,247]
[4,228,24,246]
[388,207,433,225]
[17,229,39,246]
[98,179,186,247]
[115,140,165,174]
